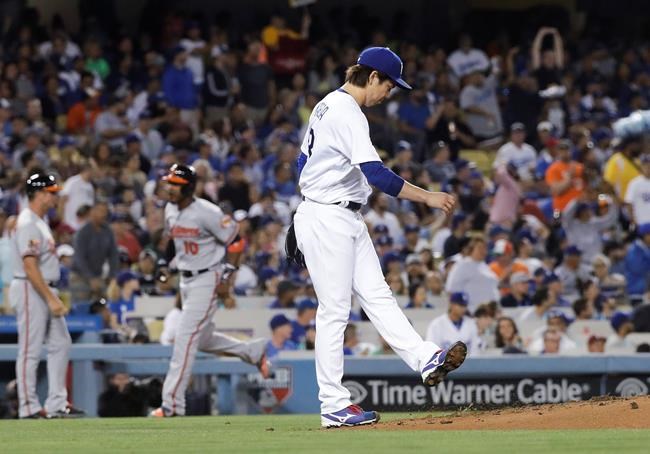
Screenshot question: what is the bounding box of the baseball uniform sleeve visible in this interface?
[202,203,239,245]
[16,222,42,258]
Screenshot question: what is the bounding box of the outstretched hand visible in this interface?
[425,192,456,216]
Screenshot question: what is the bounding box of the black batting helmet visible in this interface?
[25,173,61,197]
[162,164,197,198]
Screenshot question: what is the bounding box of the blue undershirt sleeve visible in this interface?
[296,153,307,177]
[360,161,405,197]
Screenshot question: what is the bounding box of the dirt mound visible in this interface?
[379,396,650,430]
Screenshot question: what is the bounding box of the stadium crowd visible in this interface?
[0,4,649,368]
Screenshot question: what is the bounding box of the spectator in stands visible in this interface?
[539,329,561,355]
[443,212,470,259]
[58,162,94,231]
[405,283,433,309]
[587,335,606,353]
[94,95,130,148]
[624,223,650,304]
[343,324,377,356]
[266,314,297,358]
[603,136,641,201]
[624,154,650,225]
[66,88,101,134]
[162,47,199,135]
[518,287,555,323]
[90,298,126,344]
[554,245,592,302]
[160,295,182,346]
[573,298,595,320]
[545,139,585,212]
[425,292,483,355]
[447,33,489,78]
[426,98,476,160]
[71,199,118,303]
[500,272,532,307]
[269,280,299,308]
[562,197,618,265]
[423,141,455,183]
[493,123,537,183]
[218,161,252,212]
[530,311,577,354]
[107,270,141,324]
[56,244,74,292]
[490,162,522,227]
[291,298,317,347]
[365,192,403,243]
[544,272,570,307]
[237,40,275,125]
[203,47,234,125]
[474,303,497,349]
[606,312,635,351]
[446,237,499,312]
[459,68,503,144]
[495,316,525,353]
[136,249,158,295]
[530,27,564,89]
[489,239,529,294]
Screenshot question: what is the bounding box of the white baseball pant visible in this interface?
[161,271,266,415]
[294,200,440,414]
[11,279,71,417]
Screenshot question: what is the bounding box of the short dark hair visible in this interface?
[572,298,588,316]
[344,64,391,88]
[532,287,550,307]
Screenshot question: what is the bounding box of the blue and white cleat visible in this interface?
[421,341,467,387]
[321,404,380,428]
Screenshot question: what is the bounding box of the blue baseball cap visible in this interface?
[116,270,139,287]
[564,245,582,256]
[489,225,510,238]
[610,312,631,332]
[547,310,573,326]
[404,224,419,234]
[544,272,560,285]
[373,224,389,234]
[449,292,469,306]
[270,314,291,331]
[357,47,412,90]
[376,235,393,246]
[297,298,318,312]
[382,251,402,266]
[451,212,468,229]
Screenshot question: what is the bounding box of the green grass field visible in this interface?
[2,413,649,453]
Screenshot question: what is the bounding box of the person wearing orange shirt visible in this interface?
[489,239,529,295]
[545,139,584,212]
[67,88,102,134]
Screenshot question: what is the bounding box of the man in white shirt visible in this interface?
[447,34,490,78]
[179,21,206,87]
[426,292,483,356]
[624,154,650,225]
[445,237,499,313]
[528,311,577,354]
[493,123,537,182]
[364,192,404,243]
[59,164,94,231]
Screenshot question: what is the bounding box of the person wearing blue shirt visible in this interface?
[266,314,298,358]
[291,299,318,346]
[162,48,198,110]
[624,223,650,303]
[108,270,141,323]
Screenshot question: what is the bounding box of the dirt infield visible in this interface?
[378,396,650,430]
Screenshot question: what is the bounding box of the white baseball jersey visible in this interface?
[298,89,381,204]
[12,208,60,282]
[164,198,238,271]
[425,313,482,356]
[625,175,650,225]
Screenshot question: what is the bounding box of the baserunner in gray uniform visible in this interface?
[11,173,84,418]
[150,164,270,417]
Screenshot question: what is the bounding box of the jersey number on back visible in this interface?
[307,128,315,157]
[184,241,199,255]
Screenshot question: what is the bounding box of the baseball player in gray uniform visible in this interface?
[12,173,84,418]
[151,164,269,417]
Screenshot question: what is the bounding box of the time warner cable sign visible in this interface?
[342,376,650,410]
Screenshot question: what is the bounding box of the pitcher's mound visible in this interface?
[379,396,650,430]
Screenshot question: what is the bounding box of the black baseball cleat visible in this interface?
[21,409,50,419]
[421,341,468,387]
[50,405,86,418]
